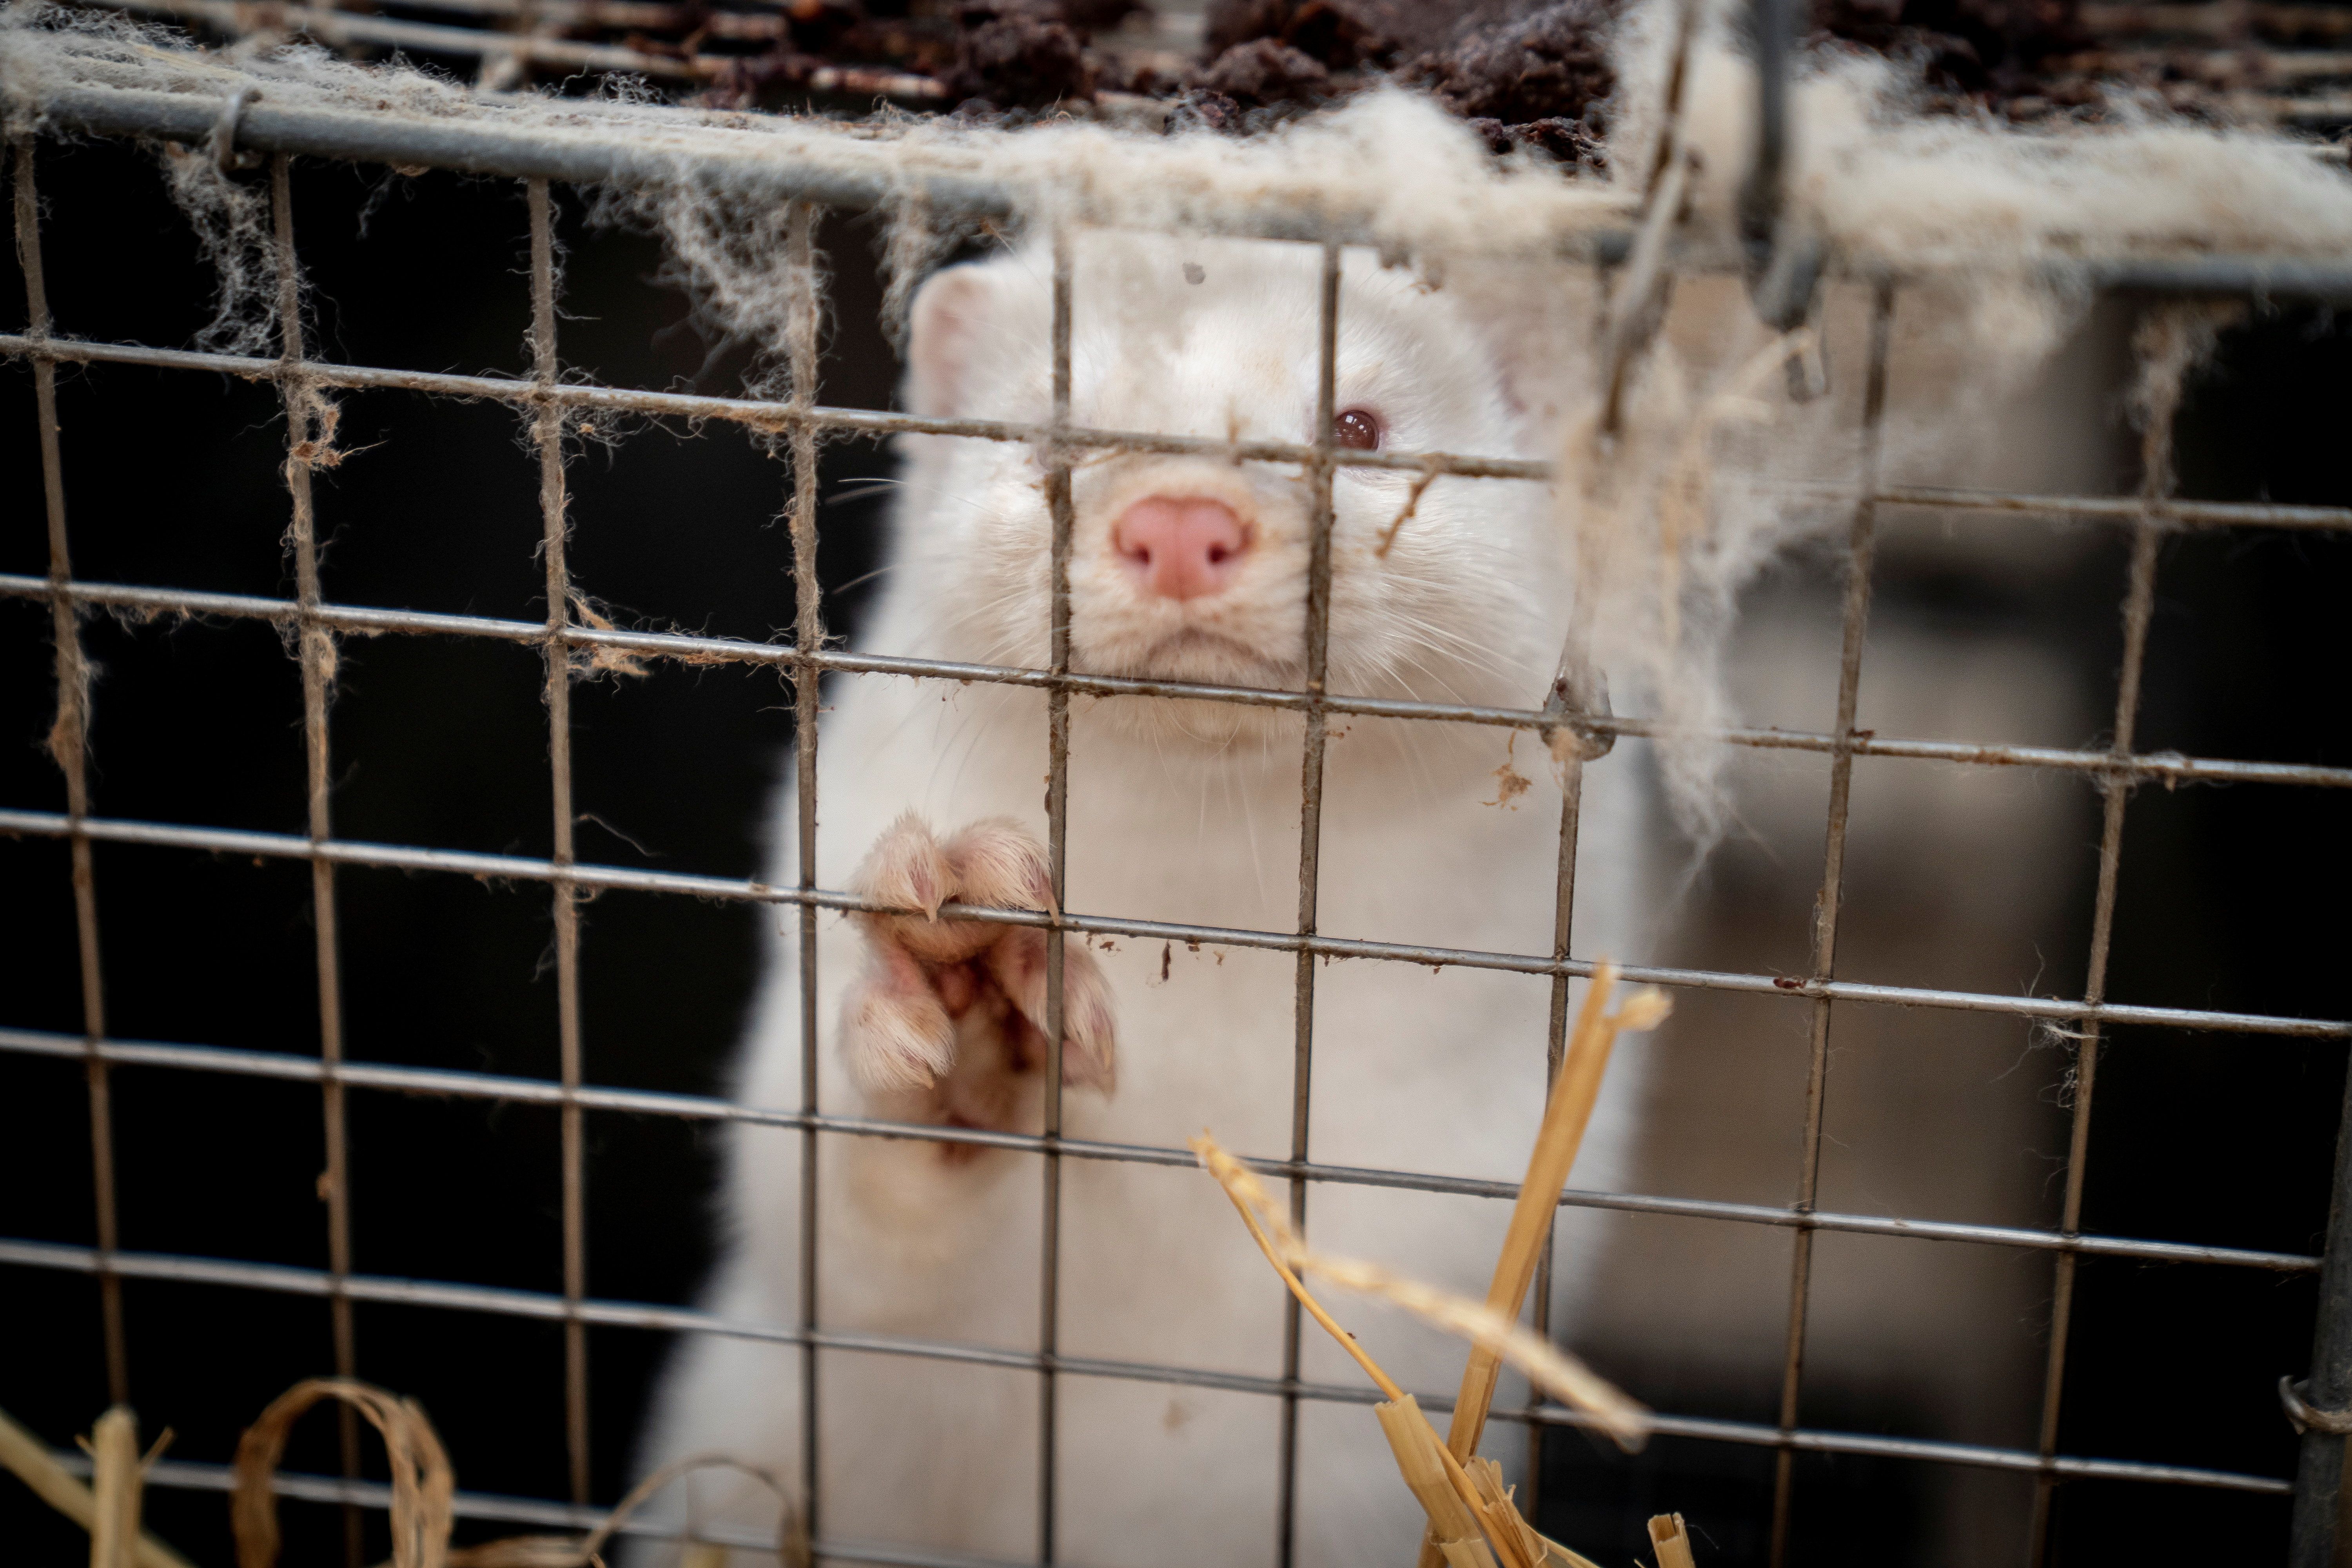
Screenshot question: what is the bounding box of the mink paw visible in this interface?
[840,814,1118,1117]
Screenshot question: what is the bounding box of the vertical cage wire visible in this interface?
[2290,1070,2352,1566]
[268,149,367,1564]
[783,196,826,1546]
[1037,228,1078,1563]
[1512,252,1646,1528]
[527,176,596,1509]
[1275,240,1345,1568]
[1510,787,1584,1526]
[12,134,129,1409]
[2024,309,2185,1564]
[1765,278,1897,1568]
[1511,670,1593,1526]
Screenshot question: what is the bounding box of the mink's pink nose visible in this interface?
[1112,496,1249,601]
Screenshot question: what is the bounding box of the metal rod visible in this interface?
[1,805,2342,1041]
[22,79,1626,257]
[1515,474,1610,1523]
[0,1237,2301,1497]
[0,329,1564,479]
[1036,227,1076,1566]
[11,330,2352,531]
[0,1024,2322,1274]
[1519,725,1589,1524]
[2025,312,2184,1563]
[524,175,595,1510]
[1739,0,1791,263]
[782,199,827,1551]
[2290,1056,2352,1563]
[1274,240,1342,1568]
[1,1026,2325,1283]
[1766,279,1895,1568]
[22,74,2352,292]
[4,571,2342,791]
[15,130,135,1416]
[265,148,366,1568]
[12,129,128,1409]
[24,71,2352,299]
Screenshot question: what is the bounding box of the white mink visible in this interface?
[633,233,1658,1568]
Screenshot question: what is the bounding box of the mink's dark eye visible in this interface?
[1333,407,1383,451]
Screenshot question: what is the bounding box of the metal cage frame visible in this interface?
[6,25,2352,1568]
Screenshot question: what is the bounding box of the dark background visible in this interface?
[2,127,2347,1566]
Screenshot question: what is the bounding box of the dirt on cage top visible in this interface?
[633,0,2271,157]
[299,0,2333,150]
[54,0,2343,160]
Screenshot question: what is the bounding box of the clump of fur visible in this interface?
[14,0,2351,837]
[154,140,279,356]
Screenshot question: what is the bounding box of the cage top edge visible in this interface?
[23,78,2352,302]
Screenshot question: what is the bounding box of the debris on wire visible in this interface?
[1192,962,1674,1568]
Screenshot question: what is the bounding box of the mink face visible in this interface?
[889,233,1565,738]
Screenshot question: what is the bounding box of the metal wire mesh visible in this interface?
[4,38,2351,1568]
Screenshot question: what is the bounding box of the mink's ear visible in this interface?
[904,261,1009,420]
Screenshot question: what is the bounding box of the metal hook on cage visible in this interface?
[2281,1375,2352,1436]
[1737,0,1826,399]
[211,85,264,176]
[1596,0,1703,441]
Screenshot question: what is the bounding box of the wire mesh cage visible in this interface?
[4,1,2351,1564]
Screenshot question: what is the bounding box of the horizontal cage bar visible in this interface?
[0,1025,2317,1271]
[5,575,2347,791]
[34,1430,2279,1568]
[2,808,2341,1040]
[9,332,2352,533]
[0,1238,2293,1497]
[24,80,2352,298]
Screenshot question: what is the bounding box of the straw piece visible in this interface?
[1375,1398,1492,1565]
[87,1406,142,1568]
[1534,1531,1606,1568]
[225,1374,796,1568]
[1196,1138,1544,1568]
[1191,1134,1651,1450]
[1197,1133,1408,1400]
[1647,1513,1698,1568]
[1406,961,1670,1568]
[1370,1396,1539,1568]
[0,1403,196,1568]
[445,1540,592,1567]
[575,1452,803,1568]
[451,1452,804,1568]
[231,1379,454,1568]
[1463,1457,1544,1568]
[1440,964,1672,1476]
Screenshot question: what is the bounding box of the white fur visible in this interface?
[633,235,1658,1566]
